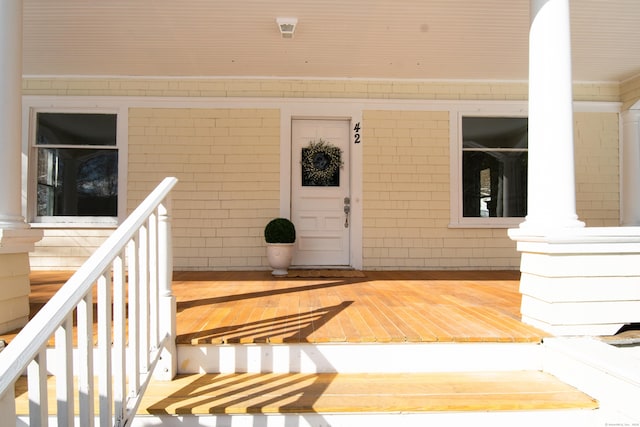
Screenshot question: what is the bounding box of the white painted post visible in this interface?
[509,0,640,336]
[56,316,74,427]
[0,388,16,426]
[77,293,95,426]
[155,199,177,380]
[621,109,640,225]
[518,0,584,231]
[113,253,127,424]
[139,223,150,374]
[0,0,42,335]
[148,213,159,349]
[27,351,48,427]
[0,0,26,230]
[127,238,140,396]
[98,274,113,427]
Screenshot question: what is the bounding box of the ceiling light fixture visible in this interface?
[277,17,298,39]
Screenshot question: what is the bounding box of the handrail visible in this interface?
[0,177,178,426]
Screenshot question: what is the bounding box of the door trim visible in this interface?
[280,106,363,269]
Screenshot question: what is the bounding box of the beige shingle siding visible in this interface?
[128,108,280,270]
[30,229,113,270]
[23,77,619,102]
[25,77,622,270]
[574,112,620,227]
[621,74,640,110]
[363,110,520,270]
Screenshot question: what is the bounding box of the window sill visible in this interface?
[30,221,118,230]
[448,219,525,229]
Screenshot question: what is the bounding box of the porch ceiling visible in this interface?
[22,0,640,83]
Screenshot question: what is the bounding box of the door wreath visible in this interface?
[301,139,343,186]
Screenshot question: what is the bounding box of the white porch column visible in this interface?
[520,0,584,231]
[621,109,640,225]
[0,0,26,229]
[0,0,43,333]
[509,0,640,336]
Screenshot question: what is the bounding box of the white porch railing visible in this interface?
[0,177,178,427]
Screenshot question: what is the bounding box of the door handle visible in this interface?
[343,197,351,228]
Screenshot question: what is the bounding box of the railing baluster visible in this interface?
[139,223,150,373]
[0,387,16,423]
[56,316,74,427]
[98,273,113,427]
[156,199,177,380]
[127,237,140,398]
[0,177,177,426]
[113,252,127,424]
[28,349,48,427]
[78,291,95,426]
[149,212,159,349]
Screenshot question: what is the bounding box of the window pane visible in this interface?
[37,148,118,217]
[36,113,117,146]
[462,117,528,150]
[463,150,527,217]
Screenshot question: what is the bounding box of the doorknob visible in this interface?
[343,197,350,228]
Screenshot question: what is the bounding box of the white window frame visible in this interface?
[25,101,128,227]
[449,107,528,228]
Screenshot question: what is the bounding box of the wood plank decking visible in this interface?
[1,270,547,345]
[171,270,547,344]
[14,371,598,416]
[10,270,600,419]
[141,371,597,415]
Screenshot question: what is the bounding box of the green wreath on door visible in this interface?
[301,139,343,186]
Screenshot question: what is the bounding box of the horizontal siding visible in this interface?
[574,112,620,226]
[25,78,621,271]
[621,74,640,109]
[128,108,280,270]
[23,77,620,103]
[30,229,112,270]
[362,110,520,270]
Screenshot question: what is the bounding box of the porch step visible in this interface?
[140,371,597,414]
[176,341,543,374]
[15,370,598,425]
[129,371,597,426]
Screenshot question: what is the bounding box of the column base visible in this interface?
[509,226,640,336]
[0,227,43,254]
[0,227,43,334]
[0,252,31,334]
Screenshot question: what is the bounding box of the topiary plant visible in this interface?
[264,218,296,244]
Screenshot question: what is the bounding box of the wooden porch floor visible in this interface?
[13,270,593,418]
[3,270,547,345]
[172,270,546,344]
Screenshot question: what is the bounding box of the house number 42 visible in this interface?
[353,122,361,144]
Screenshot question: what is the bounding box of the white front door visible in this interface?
[291,119,351,267]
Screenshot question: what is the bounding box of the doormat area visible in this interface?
[285,269,366,278]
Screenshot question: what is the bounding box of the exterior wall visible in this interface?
[30,229,112,270]
[363,110,520,269]
[23,77,622,271]
[23,77,618,102]
[127,108,280,270]
[620,74,640,110]
[574,112,620,226]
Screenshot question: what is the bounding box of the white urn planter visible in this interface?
[266,243,295,276]
[264,218,296,277]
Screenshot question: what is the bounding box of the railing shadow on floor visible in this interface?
[146,301,353,426]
